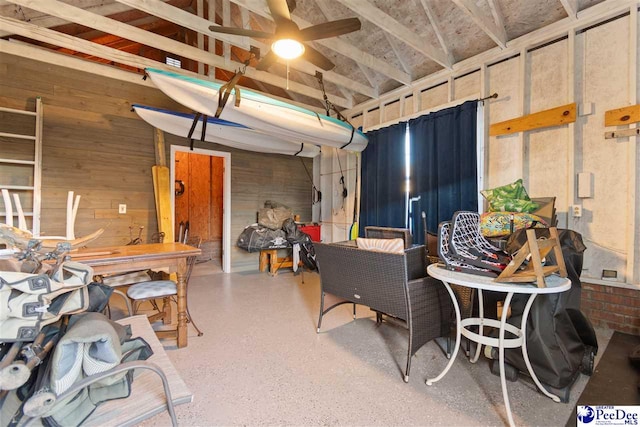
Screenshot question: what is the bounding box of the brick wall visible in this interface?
[582,282,640,335]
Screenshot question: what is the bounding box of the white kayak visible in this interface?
[132,104,320,158]
[145,68,368,152]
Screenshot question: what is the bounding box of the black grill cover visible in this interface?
[502,228,597,389]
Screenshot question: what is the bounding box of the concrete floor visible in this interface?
[137,263,612,426]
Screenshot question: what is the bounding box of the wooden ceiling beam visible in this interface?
[0,0,175,37]
[312,0,381,97]
[559,0,579,20]
[232,0,411,86]
[383,33,412,75]
[487,0,508,42]
[114,0,251,49]
[114,0,373,99]
[0,15,189,74]
[335,0,451,69]
[357,64,379,90]
[451,0,508,48]
[4,0,350,108]
[417,0,454,66]
[222,0,232,63]
[3,34,323,113]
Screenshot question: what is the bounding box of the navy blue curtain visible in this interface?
[409,100,478,245]
[359,122,407,236]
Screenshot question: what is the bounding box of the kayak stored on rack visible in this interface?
[132,104,320,158]
[144,68,368,152]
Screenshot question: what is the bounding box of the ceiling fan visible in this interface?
[208,0,361,71]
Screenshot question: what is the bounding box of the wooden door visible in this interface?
[174,152,223,263]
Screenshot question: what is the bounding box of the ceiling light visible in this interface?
[271,39,305,60]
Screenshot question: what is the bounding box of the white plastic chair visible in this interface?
[1,189,80,239]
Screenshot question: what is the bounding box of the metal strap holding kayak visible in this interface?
[316,71,357,150]
[186,68,244,150]
[215,69,244,118]
[294,144,305,156]
[186,111,207,151]
[340,126,356,150]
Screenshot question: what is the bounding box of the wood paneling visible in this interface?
[210,156,223,241]
[188,152,212,240]
[1,53,312,269]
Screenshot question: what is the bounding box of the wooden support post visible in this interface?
[152,128,173,243]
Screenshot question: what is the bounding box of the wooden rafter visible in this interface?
[310,0,381,99]
[416,0,454,66]
[336,0,451,69]
[114,0,252,49]
[487,0,507,39]
[222,0,231,63]
[451,0,507,48]
[231,0,411,86]
[0,0,176,37]
[383,33,412,75]
[559,0,579,20]
[114,0,375,99]
[5,0,350,108]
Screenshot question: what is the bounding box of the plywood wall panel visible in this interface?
[454,71,480,100]
[383,101,400,123]
[364,109,380,129]
[350,114,363,130]
[487,57,523,189]
[402,95,415,116]
[527,40,570,216]
[420,83,448,110]
[579,17,631,279]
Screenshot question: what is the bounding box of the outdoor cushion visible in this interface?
[356,237,404,254]
[481,178,531,202]
[127,280,176,300]
[480,212,548,237]
[488,197,539,213]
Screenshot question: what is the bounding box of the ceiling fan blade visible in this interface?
[298,18,361,41]
[267,0,291,26]
[255,50,279,71]
[302,44,335,71]
[208,25,273,39]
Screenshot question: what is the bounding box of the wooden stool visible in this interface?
[259,249,295,276]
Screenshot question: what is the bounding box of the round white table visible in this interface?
[426,263,571,427]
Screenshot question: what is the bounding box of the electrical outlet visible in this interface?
[118,204,127,214]
[572,205,582,217]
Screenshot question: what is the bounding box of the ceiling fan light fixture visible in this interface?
[271,39,305,60]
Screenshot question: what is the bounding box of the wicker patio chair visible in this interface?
[364,226,413,248]
[314,242,452,382]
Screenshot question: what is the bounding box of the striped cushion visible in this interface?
[127,280,176,300]
[356,237,404,254]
